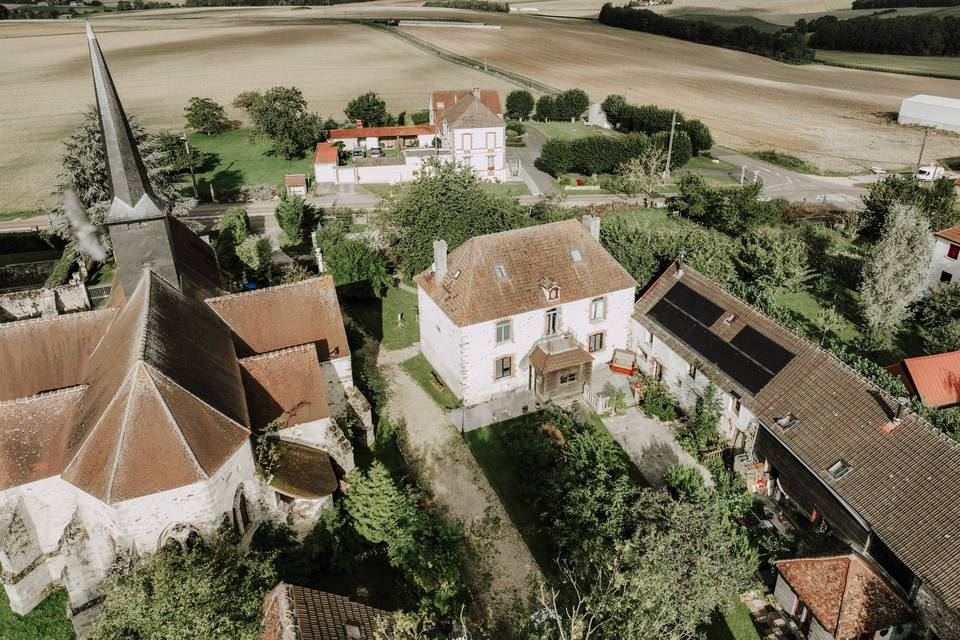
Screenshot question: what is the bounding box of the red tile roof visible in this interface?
[326,125,435,139]
[240,344,331,428]
[529,336,594,374]
[314,142,339,165]
[776,554,911,638]
[284,174,307,188]
[430,89,502,124]
[887,350,960,408]
[935,223,960,244]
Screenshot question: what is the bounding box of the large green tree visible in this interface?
[859,202,933,345]
[912,285,960,354]
[184,96,229,135]
[505,89,535,120]
[376,160,528,277]
[345,91,389,127]
[243,87,324,159]
[345,461,408,545]
[862,174,959,235]
[274,195,309,241]
[553,88,590,121]
[88,540,276,640]
[735,227,813,293]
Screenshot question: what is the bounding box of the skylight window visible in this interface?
[571,248,583,262]
[828,459,853,480]
[493,264,507,279]
[453,269,461,280]
[775,413,798,429]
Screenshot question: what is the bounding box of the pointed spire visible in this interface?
[85,22,166,221]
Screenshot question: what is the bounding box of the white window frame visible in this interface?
[495,355,513,380]
[590,297,606,322]
[486,131,496,149]
[495,319,512,344]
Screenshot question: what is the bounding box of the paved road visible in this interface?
[511,125,558,197]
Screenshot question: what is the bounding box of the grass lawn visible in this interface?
[705,599,761,640]
[527,120,622,140]
[685,155,737,172]
[187,128,312,198]
[604,206,690,232]
[0,249,60,266]
[815,50,960,80]
[745,150,853,177]
[0,209,45,223]
[0,587,74,640]
[400,354,461,410]
[341,287,419,351]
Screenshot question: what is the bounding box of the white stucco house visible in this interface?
[928,223,960,289]
[415,217,637,407]
[313,88,508,185]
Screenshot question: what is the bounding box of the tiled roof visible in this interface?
[207,277,350,360]
[168,215,225,300]
[935,223,960,244]
[635,264,960,610]
[285,174,307,188]
[240,344,331,429]
[0,308,115,400]
[269,441,338,500]
[440,93,503,129]
[314,142,339,165]
[415,219,637,327]
[887,350,960,408]
[776,554,912,638]
[260,583,393,640]
[327,125,435,139]
[431,89,502,123]
[529,335,593,373]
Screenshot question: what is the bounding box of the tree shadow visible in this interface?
[338,285,385,345]
[198,166,244,202]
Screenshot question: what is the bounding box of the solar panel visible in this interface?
[730,326,794,375]
[662,282,724,327]
[647,288,790,395]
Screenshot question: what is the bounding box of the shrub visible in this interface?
[505,120,526,136]
[42,244,77,288]
[680,118,713,155]
[641,377,678,421]
[735,227,814,292]
[324,238,392,298]
[505,89,535,120]
[275,195,308,242]
[912,286,960,353]
[535,95,555,121]
[423,0,509,10]
[409,109,430,125]
[674,383,723,456]
[236,234,272,282]
[664,464,708,501]
[535,138,574,177]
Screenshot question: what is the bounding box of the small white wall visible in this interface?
[314,162,337,183]
[928,235,960,289]
[417,284,464,398]
[629,318,756,444]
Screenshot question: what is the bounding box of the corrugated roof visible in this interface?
[207,276,350,360]
[440,93,504,129]
[935,223,960,244]
[260,583,394,640]
[635,264,960,610]
[888,350,960,408]
[776,554,912,638]
[240,344,331,429]
[415,219,637,327]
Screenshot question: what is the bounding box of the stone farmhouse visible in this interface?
[259,582,394,640]
[313,88,508,185]
[0,24,365,633]
[415,217,636,408]
[929,223,960,289]
[632,262,960,639]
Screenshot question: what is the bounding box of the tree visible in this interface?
[279,262,311,284]
[345,91,389,127]
[236,234,272,282]
[674,173,785,236]
[214,206,250,274]
[184,96,229,134]
[616,146,666,195]
[376,159,528,276]
[536,138,574,177]
[50,105,198,245]
[663,464,708,501]
[735,227,813,292]
[651,130,692,168]
[88,539,276,640]
[275,195,308,242]
[601,94,627,128]
[673,383,722,456]
[535,95,556,121]
[553,89,590,121]
[859,203,933,345]
[345,461,407,545]
[324,238,393,298]
[505,89,535,120]
[680,118,712,155]
[243,86,324,159]
[912,286,960,353]
[862,174,959,236]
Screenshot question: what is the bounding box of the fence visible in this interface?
[581,385,611,415]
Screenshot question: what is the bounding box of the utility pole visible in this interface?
[914,128,928,180]
[182,132,199,199]
[739,165,746,185]
[662,111,677,182]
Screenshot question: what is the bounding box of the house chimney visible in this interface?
[582,214,600,242]
[433,239,448,280]
[472,87,481,98]
[894,396,909,422]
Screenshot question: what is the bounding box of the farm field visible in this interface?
[397,13,960,174]
[814,50,960,80]
[0,13,516,210]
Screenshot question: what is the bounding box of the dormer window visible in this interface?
[571,248,583,262]
[493,264,507,279]
[453,269,461,280]
[828,459,853,479]
[548,286,559,300]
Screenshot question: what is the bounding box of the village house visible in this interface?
[415,217,637,408]
[887,349,960,409]
[928,223,960,289]
[284,173,308,197]
[631,262,960,639]
[313,88,508,185]
[0,24,368,633]
[259,582,394,640]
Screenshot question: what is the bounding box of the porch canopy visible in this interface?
[530,338,593,373]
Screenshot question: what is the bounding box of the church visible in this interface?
[0,24,365,633]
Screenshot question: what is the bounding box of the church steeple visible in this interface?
[86,22,166,222]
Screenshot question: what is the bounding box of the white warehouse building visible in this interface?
[898,94,960,133]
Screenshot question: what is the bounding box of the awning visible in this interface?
[529,341,594,374]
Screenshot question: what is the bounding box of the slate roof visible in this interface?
[440,93,504,129]
[431,89,502,123]
[887,350,960,408]
[207,277,350,360]
[935,223,960,244]
[260,583,393,640]
[634,263,960,610]
[776,554,912,638]
[415,219,637,327]
[240,344,331,429]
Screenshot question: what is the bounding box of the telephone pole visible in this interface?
[662,111,677,182]
[182,132,199,199]
[913,128,928,180]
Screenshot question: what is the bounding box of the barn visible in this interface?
[898,94,960,133]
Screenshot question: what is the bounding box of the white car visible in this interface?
[916,165,945,182]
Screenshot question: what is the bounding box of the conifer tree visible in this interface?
[344,461,405,546]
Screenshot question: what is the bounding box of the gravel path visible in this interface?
[385,364,540,618]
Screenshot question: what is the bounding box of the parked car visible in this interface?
[351,148,364,160]
[369,146,383,158]
[916,165,945,182]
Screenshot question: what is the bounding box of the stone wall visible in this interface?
[914,583,960,639]
[0,283,90,321]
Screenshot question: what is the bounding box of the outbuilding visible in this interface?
[898,94,960,133]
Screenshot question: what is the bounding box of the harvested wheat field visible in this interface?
[0,14,515,210]
[400,13,960,172]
